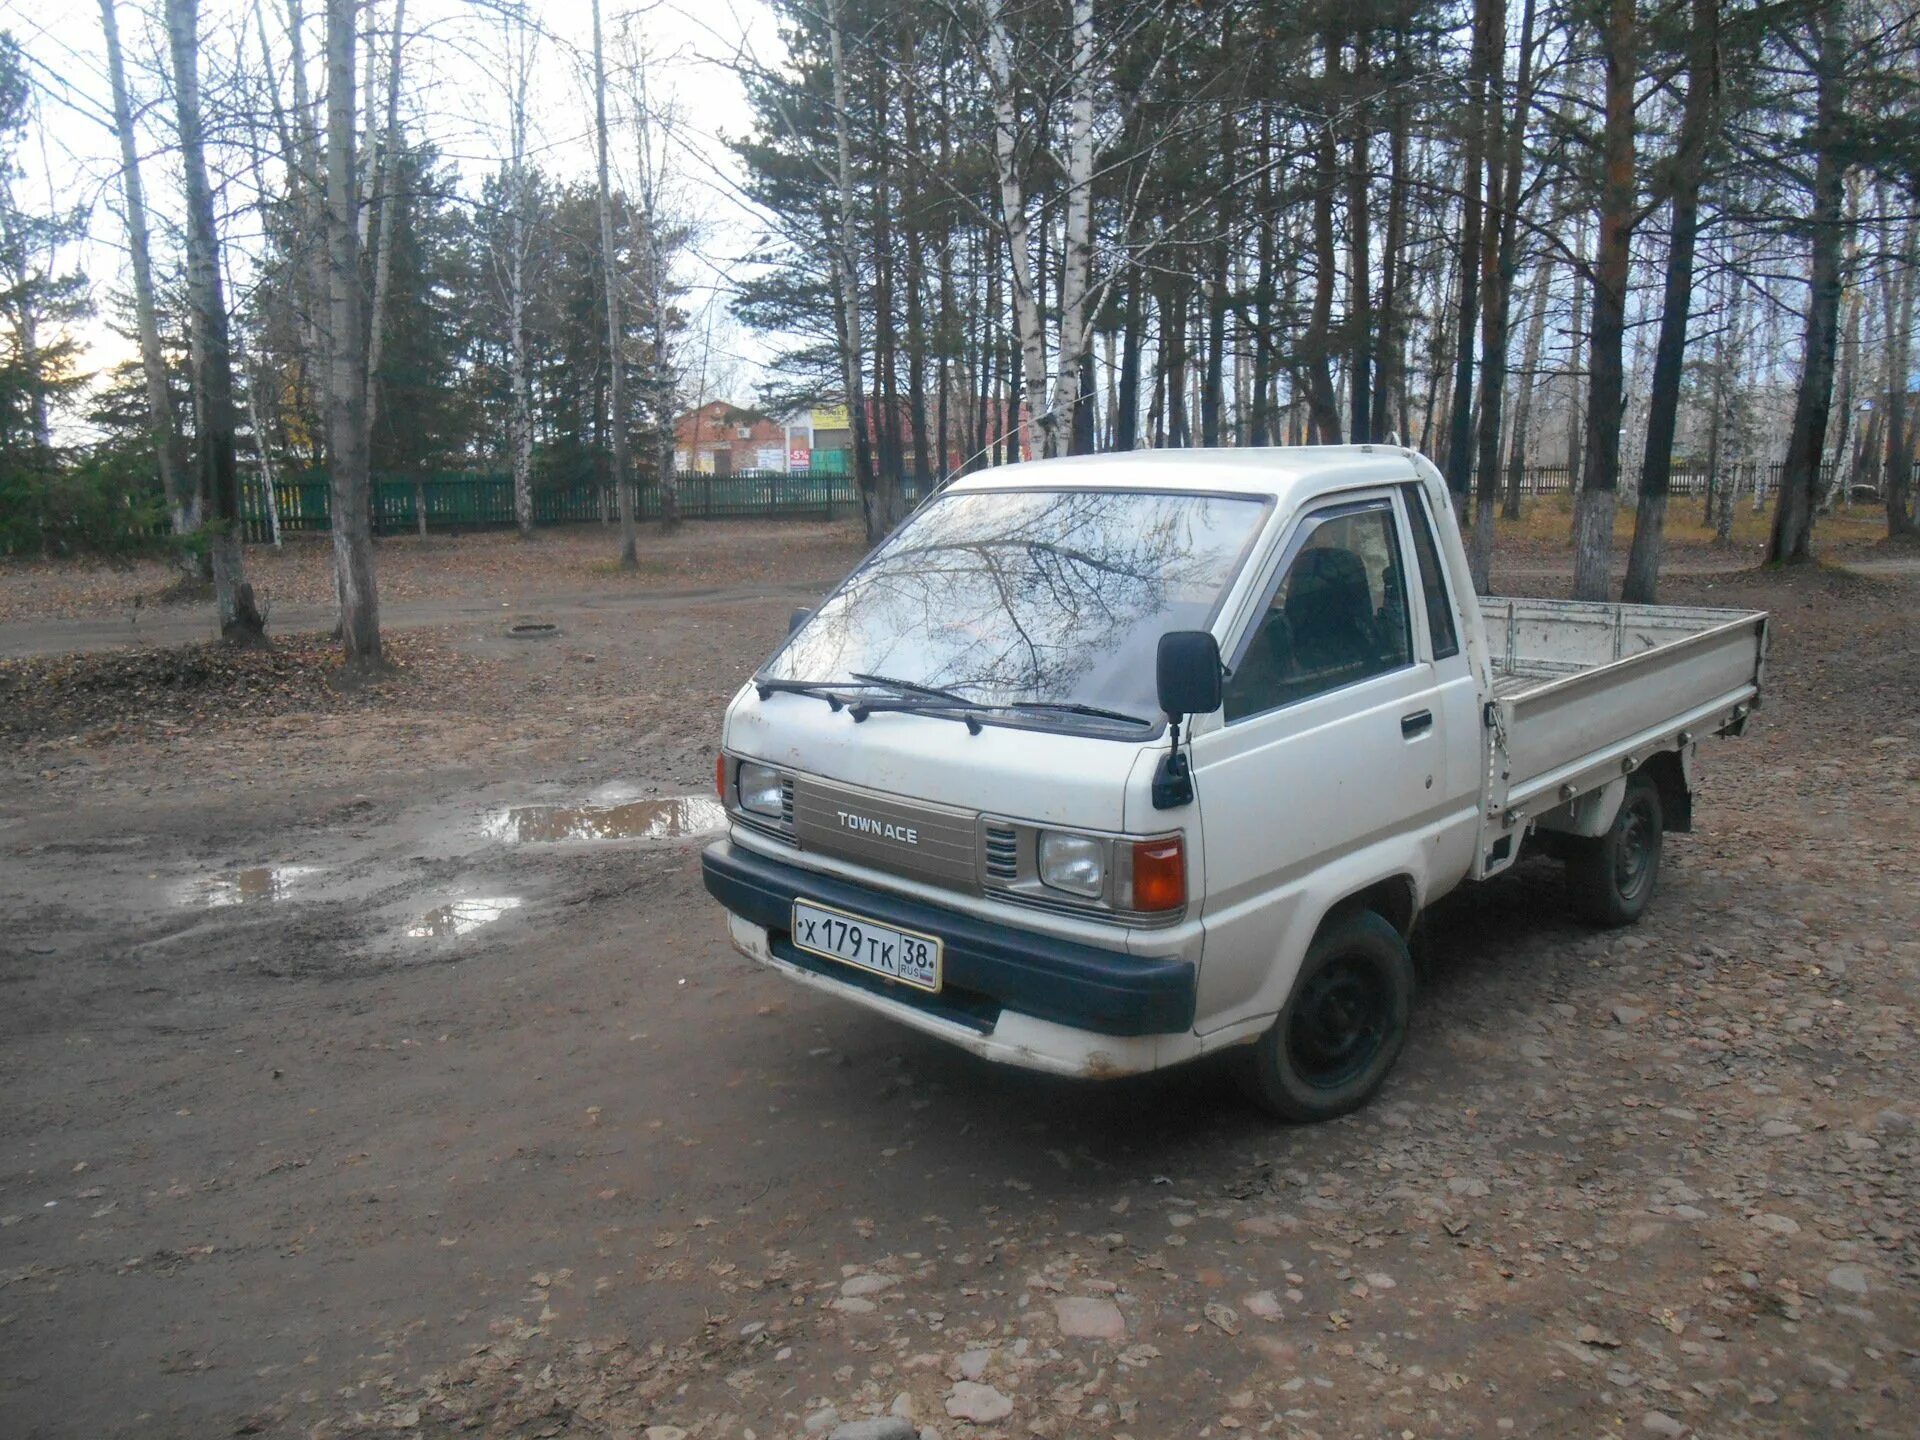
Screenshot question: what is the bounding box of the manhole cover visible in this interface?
[506,621,559,639]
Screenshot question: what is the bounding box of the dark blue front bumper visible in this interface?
[701,840,1196,1038]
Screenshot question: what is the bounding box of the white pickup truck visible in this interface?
[703,447,1769,1120]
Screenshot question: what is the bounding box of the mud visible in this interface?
[487,794,725,845]
[405,895,526,938]
[1,555,1916,1440]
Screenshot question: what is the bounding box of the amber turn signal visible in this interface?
[715,752,728,801]
[1129,836,1186,912]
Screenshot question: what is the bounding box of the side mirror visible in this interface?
[1156,630,1222,720]
[788,606,813,635]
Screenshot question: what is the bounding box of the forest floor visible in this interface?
[1,513,1917,1440]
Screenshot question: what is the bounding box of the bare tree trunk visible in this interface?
[242,347,283,548]
[1565,211,1588,492]
[1766,8,1845,565]
[1571,0,1638,600]
[1469,0,1536,592]
[165,0,265,642]
[591,0,637,568]
[1370,42,1409,445]
[1503,256,1552,517]
[1116,280,1142,451]
[628,56,680,532]
[364,0,406,445]
[1441,0,1495,513]
[899,31,933,488]
[323,0,380,665]
[1624,0,1718,603]
[1883,222,1916,536]
[1305,33,1344,444]
[502,13,535,537]
[1044,0,1096,457]
[1347,34,1372,444]
[100,0,192,550]
[985,0,1053,460]
[1202,123,1230,449]
[827,0,881,538]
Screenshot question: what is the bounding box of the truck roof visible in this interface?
[943,444,1423,503]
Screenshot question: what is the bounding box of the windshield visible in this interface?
[762,487,1268,727]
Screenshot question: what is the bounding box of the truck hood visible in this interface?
[722,685,1153,832]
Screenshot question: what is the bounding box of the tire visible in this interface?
[1238,909,1414,1123]
[1565,772,1664,927]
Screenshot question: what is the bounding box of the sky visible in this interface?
[1,0,787,416]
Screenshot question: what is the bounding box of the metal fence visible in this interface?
[1508,460,1824,499]
[239,459,1903,543]
[239,469,865,542]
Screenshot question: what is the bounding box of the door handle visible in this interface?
[1400,709,1434,738]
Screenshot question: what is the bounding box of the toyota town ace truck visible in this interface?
[701,446,1769,1120]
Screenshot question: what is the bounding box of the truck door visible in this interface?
[1188,492,1459,1036]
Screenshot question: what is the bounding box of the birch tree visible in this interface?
[983,0,1050,459]
[500,9,536,537]
[364,0,407,444]
[592,0,638,569]
[324,0,381,664]
[1571,0,1639,601]
[99,0,190,546]
[1043,0,1095,456]
[827,0,884,538]
[164,0,265,641]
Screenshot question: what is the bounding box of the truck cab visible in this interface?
[702,447,1768,1119]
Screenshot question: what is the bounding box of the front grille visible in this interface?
[983,822,1018,881]
[792,774,979,891]
[780,776,795,826]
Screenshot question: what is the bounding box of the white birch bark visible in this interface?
[99,0,191,539]
[505,16,535,536]
[827,0,883,537]
[1042,0,1096,458]
[324,0,381,664]
[592,0,638,567]
[364,0,406,444]
[984,0,1049,462]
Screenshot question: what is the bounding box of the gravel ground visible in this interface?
[0,545,1914,1440]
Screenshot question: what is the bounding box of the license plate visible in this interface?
[791,899,942,992]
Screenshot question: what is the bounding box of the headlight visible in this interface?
[736,761,785,818]
[1038,831,1105,898]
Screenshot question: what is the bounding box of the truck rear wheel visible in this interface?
[1238,909,1413,1123]
[1565,772,1664,927]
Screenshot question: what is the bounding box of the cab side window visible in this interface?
[1403,487,1461,660]
[1224,505,1414,722]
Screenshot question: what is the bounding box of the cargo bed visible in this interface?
[1477,596,1770,863]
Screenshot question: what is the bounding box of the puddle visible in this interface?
[405,896,525,938]
[486,795,725,845]
[176,865,321,908]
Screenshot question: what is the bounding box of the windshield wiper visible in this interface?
[847,694,1151,734]
[760,676,1150,734]
[848,671,975,704]
[752,676,876,709]
[756,672,976,711]
[991,699,1155,727]
[845,694,986,735]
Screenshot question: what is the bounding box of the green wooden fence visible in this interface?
[239,469,865,542]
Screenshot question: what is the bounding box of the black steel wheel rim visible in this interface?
[1287,956,1390,1090]
[1614,795,1657,899]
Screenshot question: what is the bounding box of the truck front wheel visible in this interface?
[1238,910,1414,1122]
[1565,772,1664,927]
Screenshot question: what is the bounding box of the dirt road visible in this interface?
[2,543,1916,1439]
